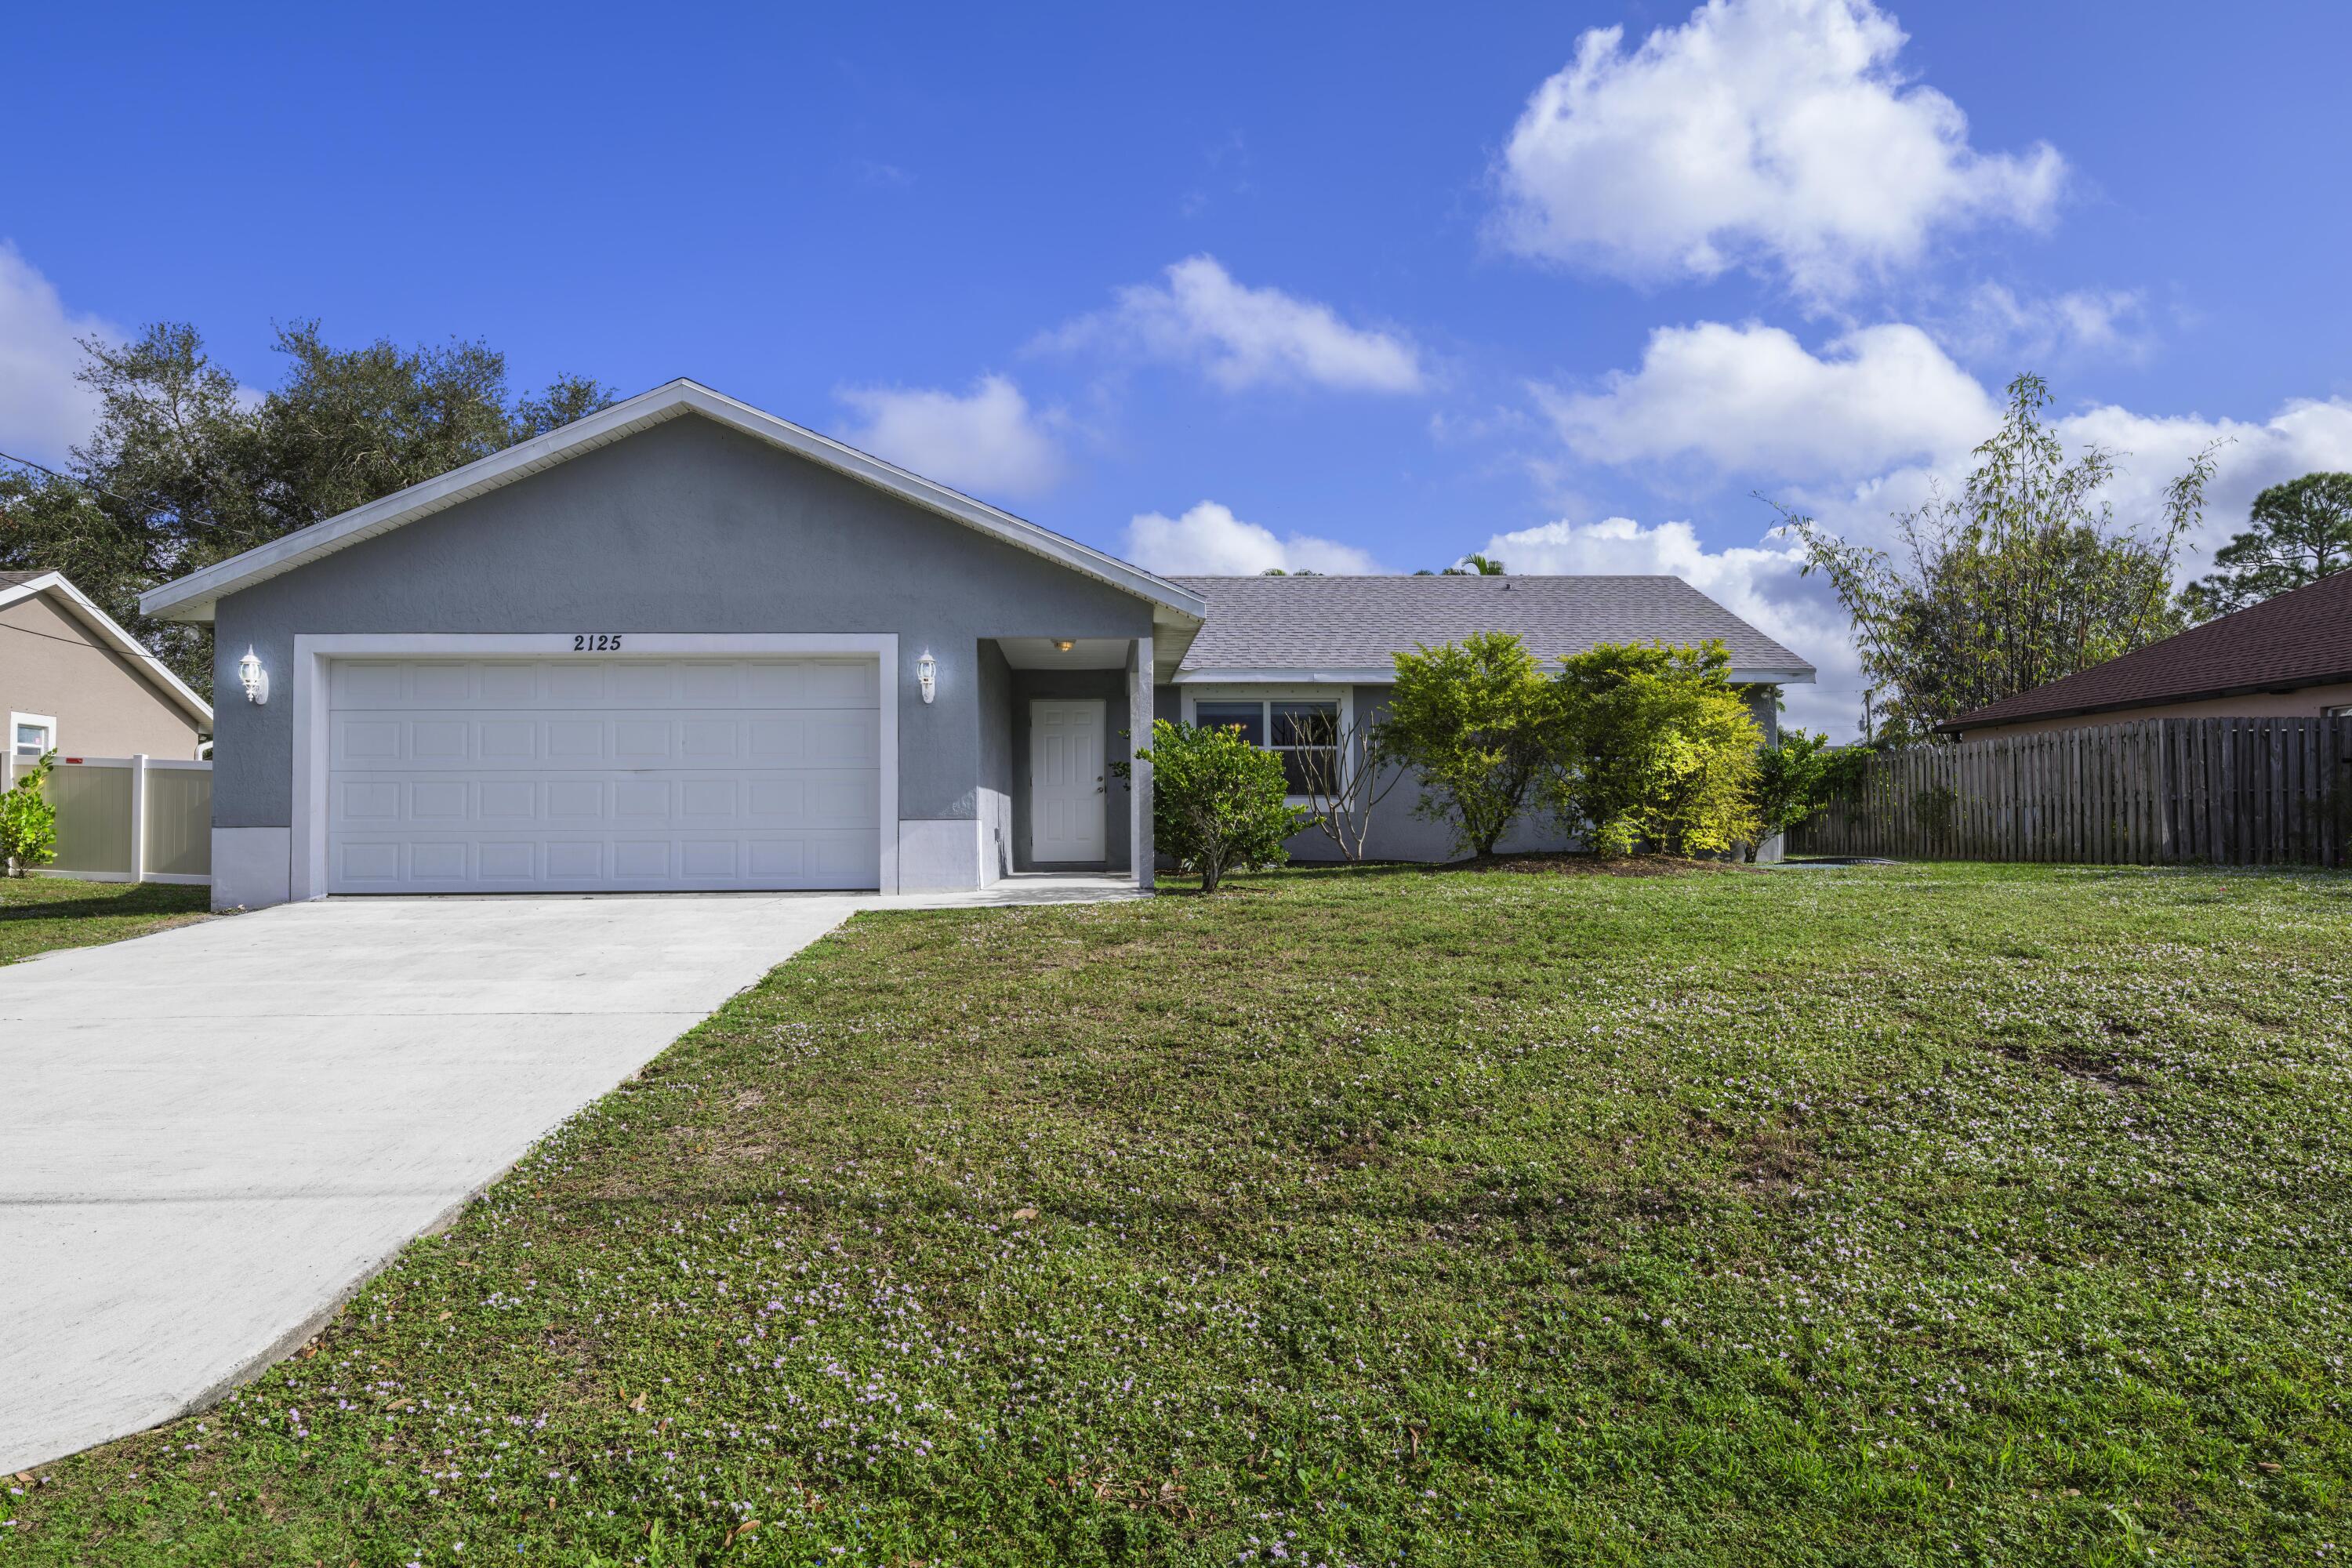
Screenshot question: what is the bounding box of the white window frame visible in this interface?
[1179,684,1352,804]
[10,710,58,760]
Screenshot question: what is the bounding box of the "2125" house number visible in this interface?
[571,633,625,652]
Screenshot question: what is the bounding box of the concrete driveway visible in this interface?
[0,878,1132,1473]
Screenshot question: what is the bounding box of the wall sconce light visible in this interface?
[1053,639,1076,653]
[238,646,270,705]
[916,650,937,704]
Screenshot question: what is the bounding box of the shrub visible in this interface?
[1552,642,1762,857]
[1373,633,1563,858]
[1128,719,1301,892]
[2,750,60,877]
[1749,728,1835,858]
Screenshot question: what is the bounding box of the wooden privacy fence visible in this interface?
[1791,717,2352,867]
[2,753,212,884]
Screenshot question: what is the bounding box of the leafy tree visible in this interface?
[0,321,613,688]
[1775,373,2216,740]
[1374,632,1561,858]
[1440,554,1506,575]
[2181,472,2352,620]
[1552,641,1760,857]
[1126,719,1301,892]
[2,751,60,876]
[1748,729,1836,860]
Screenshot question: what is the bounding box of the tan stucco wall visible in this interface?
[0,590,205,759]
[1957,681,2352,740]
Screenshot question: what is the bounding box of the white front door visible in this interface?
[324,655,882,893]
[1029,699,1105,862]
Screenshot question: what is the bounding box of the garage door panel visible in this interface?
[326,657,881,892]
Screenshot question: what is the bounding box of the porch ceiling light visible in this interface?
[1053,639,1076,652]
[916,650,937,704]
[238,646,270,705]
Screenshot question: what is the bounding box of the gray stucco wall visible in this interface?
[208,414,1157,829]
[1009,668,1131,870]
[1745,684,1780,746]
[975,640,1014,880]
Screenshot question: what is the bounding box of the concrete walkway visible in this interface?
[0,877,1138,1473]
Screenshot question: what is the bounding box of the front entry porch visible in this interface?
[976,637,1147,883]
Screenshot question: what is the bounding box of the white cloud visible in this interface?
[1940,282,2151,368]
[1490,0,2065,298]
[1482,514,1866,739]
[832,375,1065,499]
[1548,314,2352,543]
[0,242,112,465]
[1538,320,1998,477]
[2056,398,2352,566]
[1123,500,1381,575]
[1046,256,1424,394]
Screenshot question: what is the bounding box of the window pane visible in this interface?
[1282,747,1338,796]
[1194,702,1264,746]
[1272,702,1338,748]
[15,724,48,755]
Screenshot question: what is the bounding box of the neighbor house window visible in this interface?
[1192,698,1341,795]
[11,713,56,758]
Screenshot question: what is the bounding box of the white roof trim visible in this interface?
[1177,664,1817,685]
[138,379,1209,625]
[2,572,214,725]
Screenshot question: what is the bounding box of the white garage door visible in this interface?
[325,656,881,894]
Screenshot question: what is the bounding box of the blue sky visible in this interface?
[8,0,2350,735]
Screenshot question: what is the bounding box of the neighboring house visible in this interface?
[1164,573,1813,862]
[2,570,212,763]
[1940,568,2352,740]
[136,380,1811,909]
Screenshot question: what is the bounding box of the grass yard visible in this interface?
[0,876,209,964]
[8,862,2352,1565]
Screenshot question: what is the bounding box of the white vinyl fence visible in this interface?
[2,753,212,885]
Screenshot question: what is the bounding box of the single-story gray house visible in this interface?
[138,380,1812,909]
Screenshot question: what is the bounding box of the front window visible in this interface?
[12,717,53,758]
[1194,698,1341,795]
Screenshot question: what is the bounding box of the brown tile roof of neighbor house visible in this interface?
[0,569,47,586]
[1170,574,1814,679]
[1940,568,2352,732]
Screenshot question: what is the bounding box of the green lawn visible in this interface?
[9,862,2352,1566]
[0,876,209,964]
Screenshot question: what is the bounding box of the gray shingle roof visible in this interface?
[1170,575,1814,680]
[0,569,48,587]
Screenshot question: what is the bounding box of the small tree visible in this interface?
[2181,472,2352,620]
[1553,642,1761,857]
[1748,729,1835,861]
[1775,372,2217,739]
[1292,717,1403,862]
[1128,719,1301,892]
[2,750,61,877]
[1374,633,1561,858]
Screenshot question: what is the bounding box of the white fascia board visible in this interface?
[1174,666,1398,685]
[2,572,214,724]
[137,380,1207,625]
[1178,663,1818,686]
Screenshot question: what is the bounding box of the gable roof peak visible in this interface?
[138,379,1204,625]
